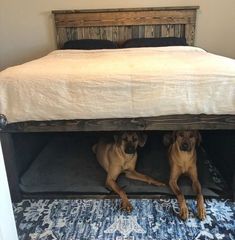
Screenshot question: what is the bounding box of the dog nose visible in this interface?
[180,142,189,151]
[124,144,136,154]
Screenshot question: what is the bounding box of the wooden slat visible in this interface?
[2,115,235,133]
[169,25,175,37]
[88,27,98,39]
[154,25,162,38]
[138,25,145,38]
[117,26,126,43]
[56,28,68,48]
[144,25,155,38]
[54,10,197,28]
[132,26,139,38]
[185,23,196,46]
[174,24,180,37]
[77,27,84,39]
[52,6,200,14]
[112,26,118,42]
[161,25,170,37]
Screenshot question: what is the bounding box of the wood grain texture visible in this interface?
[54,10,197,27]
[52,6,200,14]
[53,7,198,48]
[0,133,22,202]
[2,115,235,133]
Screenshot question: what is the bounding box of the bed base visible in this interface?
[1,114,235,202]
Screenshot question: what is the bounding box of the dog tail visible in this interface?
[92,144,97,154]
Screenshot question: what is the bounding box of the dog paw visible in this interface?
[121,201,133,213]
[152,180,166,187]
[179,206,189,220]
[197,206,206,220]
[158,181,166,187]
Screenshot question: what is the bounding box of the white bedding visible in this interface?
[0,46,235,123]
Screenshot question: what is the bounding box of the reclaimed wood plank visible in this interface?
[185,23,196,45]
[2,115,235,133]
[54,10,197,28]
[154,25,162,38]
[52,7,200,14]
[144,25,154,38]
[138,25,145,38]
[132,26,139,38]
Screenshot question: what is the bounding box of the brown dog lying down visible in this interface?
[93,132,165,212]
[166,130,206,220]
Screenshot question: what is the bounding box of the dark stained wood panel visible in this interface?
[52,6,200,14]
[2,115,235,133]
[0,133,21,201]
[54,10,196,27]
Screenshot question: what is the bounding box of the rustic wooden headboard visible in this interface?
[52,6,199,49]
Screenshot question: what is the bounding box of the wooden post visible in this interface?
[0,133,22,202]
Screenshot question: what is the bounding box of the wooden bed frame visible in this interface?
[1,6,235,202]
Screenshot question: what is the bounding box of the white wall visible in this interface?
[0,0,235,70]
[0,142,18,240]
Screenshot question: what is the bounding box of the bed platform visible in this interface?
[0,6,235,202]
[1,114,235,132]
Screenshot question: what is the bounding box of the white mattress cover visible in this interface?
[0,46,235,123]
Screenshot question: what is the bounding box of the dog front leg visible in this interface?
[169,175,188,220]
[189,170,206,220]
[125,170,165,186]
[106,177,132,212]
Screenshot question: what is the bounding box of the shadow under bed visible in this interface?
[19,134,227,197]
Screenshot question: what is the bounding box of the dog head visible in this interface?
[114,132,147,154]
[172,130,201,152]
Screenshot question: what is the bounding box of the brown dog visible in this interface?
[93,132,165,212]
[167,130,206,220]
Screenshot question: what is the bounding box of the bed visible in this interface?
[0,7,235,201]
[1,6,235,131]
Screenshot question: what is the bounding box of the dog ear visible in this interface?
[195,131,202,146]
[114,135,118,142]
[163,132,173,146]
[114,133,121,145]
[138,132,148,147]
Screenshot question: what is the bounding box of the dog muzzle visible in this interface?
[180,142,191,152]
[124,144,136,154]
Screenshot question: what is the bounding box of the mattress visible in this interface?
[0,46,235,123]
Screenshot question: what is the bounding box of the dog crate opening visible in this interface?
[11,131,233,198]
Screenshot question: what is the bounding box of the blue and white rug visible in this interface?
[13,198,235,240]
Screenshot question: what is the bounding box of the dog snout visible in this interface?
[180,142,190,151]
[124,143,136,154]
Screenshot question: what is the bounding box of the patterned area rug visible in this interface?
[13,198,235,240]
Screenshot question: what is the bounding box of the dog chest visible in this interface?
[121,155,137,172]
[170,149,196,174]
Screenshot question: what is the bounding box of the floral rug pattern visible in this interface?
[13,198,235,240]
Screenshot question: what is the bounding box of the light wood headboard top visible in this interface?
[52,6,199,48]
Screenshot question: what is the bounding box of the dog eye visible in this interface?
[179,132,184,137]
[123,137,128,142]
[133,138,137,142]
[189,134,194,138]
